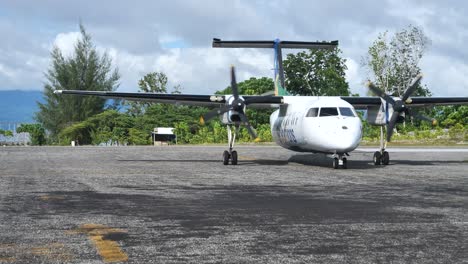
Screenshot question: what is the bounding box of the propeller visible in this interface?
[201,66,259,140]
[367,74,436,142]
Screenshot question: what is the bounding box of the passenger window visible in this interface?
[306,108,319,117]
[319,107,338,117]
[339,107,355,117]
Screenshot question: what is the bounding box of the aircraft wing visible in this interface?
[54,90,284,108]
[341,96,468,109]
[54,90,467,109]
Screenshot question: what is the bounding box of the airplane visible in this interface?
[54,38,468,169]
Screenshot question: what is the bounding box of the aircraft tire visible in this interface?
[382,151,390,165]
[373,151,381,165]
[223,150,230,165]
[231,151,238,165]
[342,157,347,169]
[333,157,339,169]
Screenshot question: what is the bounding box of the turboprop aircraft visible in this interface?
[55,39,468,169]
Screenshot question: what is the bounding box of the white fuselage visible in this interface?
[270,96,362,154]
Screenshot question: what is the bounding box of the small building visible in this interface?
[152,127,176,145]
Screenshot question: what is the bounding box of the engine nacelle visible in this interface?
[221,111,242,124]
[220,95,245,124]
[367,105,387,125]
[367,102,405,125]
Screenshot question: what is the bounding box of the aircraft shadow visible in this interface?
[286,154,464,169]
[118,159,222,163]
[118,157,464,169]
[286,154,376,170]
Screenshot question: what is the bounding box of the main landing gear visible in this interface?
[223,125,239,165]
[374,126,390,165]
[332,153,348,169]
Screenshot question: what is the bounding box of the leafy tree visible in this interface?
[128,128,150,145]
[127,72,183,116]
[434,105,468,128]
[0,129,13,137]
[361,25,431,97]
[58,122,91,145]
[16,124,46,145]
[58,110,135,145]
[215,77,274,95]
[36,23,120,141]
[138,72,168,93]
[283,48,350,96]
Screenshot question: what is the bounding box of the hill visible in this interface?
[0,90,43,125]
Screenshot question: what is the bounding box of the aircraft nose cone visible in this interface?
[335,120,362,152]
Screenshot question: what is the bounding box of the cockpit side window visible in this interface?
[319,107,338,117]
[339,107,356,117]
[306,108,319,117]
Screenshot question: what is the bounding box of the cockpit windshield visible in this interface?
[339,107,356,117]
[306,107,356,117]
[306,108,319,117]
[319,107,339,117]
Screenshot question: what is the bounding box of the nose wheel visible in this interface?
[332,154,348,169]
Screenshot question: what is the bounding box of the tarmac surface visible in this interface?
[0,145,467,263]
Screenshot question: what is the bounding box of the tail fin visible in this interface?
[274,74,290,96]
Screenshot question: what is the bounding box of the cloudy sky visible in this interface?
[1,0,467,96]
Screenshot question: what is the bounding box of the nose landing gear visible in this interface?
[332,153,348,169]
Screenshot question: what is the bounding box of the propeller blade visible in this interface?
[408,109,437,125]
[402,74,423,102]
[230,66,239,100]
[367,82,396,105]
[386,113,400,142]
[201,105,230,124]
[238,113,258,139]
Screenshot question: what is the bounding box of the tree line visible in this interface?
[12,24,466,145]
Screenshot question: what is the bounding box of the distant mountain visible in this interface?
[0,90,124,130]
[0,90,43,126]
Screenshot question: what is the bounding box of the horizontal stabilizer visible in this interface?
[212,38,338,49]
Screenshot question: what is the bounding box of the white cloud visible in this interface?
[53,31,80,57]
[345,58,366,96]
[421,54,468,96]
[0,0,468,98]
[97,45,275,94]
[0,63,15,78]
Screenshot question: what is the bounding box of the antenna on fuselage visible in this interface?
[212,38,338,95]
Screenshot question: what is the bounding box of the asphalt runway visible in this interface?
[0,145,467,263]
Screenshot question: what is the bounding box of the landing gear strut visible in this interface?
[373,126,390,165]
[332,153,348,169]
[223,125,239,165]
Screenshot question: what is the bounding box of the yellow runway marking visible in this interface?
[0,257,16,262]
[239,155,256,161]
[38,195,65,201]
[31,243,73,262]
[73,224,128,263]
[0,243,73,262]
[0,244,16,263]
